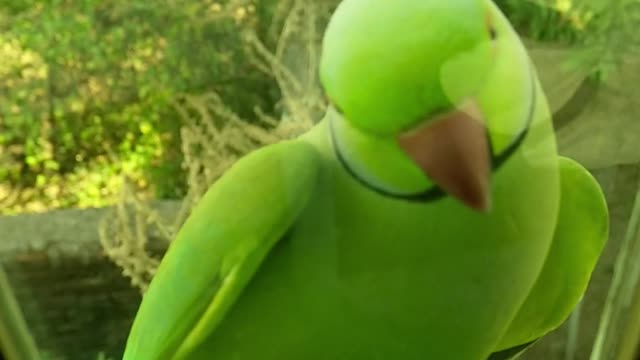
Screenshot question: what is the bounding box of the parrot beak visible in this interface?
[396,100,492,212]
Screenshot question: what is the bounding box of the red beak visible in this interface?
[396,100,492,212]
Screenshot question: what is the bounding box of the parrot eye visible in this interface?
[485,13,497,40]
[488,25,497,40]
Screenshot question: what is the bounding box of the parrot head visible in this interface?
[320,0,534,212]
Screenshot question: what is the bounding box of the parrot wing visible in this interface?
[123,140,321,360]
[488,340,538,360]
[493,155,609,352]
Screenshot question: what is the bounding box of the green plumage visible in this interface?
[123,0,608,359]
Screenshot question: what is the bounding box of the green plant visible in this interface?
[0,0,281,214]
[496,0,640,82]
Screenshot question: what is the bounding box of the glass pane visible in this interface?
[1,1,639,359]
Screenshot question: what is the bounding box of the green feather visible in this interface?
[494,156,609,350]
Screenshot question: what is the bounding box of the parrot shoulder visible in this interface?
[123,139,322,360]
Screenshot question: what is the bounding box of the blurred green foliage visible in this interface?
[0,0,636,214]
[498,0,591,44]
[495,0,640,81]
[0,0,280,213]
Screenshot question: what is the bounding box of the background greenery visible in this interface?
[0,0,636,214]
[0,0,285,213]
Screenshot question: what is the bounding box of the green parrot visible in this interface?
[123,0,608,359]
